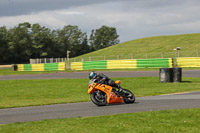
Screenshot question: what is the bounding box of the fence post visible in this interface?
[146,53,148,59]
[161,52,164,58]
[197,49,199,57]
[104,55,106,60]
[131,53,133,59]
[89,56,91,61]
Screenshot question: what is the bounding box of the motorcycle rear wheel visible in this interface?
[90,90,107,106]
[123,89,135,104]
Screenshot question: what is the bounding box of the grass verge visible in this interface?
[0,108,200,133]
[0,67,199,75]
[0,77,200,108]
[0,68,66,75]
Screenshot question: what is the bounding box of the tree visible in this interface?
[7,22,32,63]
[57,25,89,57]
[89,25,120,51]
[0,26,9,64]
[0,22,120,64]
[31,23,57,58]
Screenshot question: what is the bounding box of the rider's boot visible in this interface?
[117,87,125,96]
[114,84,125,97]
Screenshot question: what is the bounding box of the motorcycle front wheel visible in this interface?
[90,90,107,106]
[123,89,135,104]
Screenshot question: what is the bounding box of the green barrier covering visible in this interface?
[83,61,107,70]
[44,63,58,71]
[137,58,170,68]
[24,64,32,71]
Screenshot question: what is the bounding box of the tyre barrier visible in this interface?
[159,67,182,83]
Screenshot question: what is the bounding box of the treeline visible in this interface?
[0,22,119,64]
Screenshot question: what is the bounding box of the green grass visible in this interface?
[72,33,200,61]
[0,108,200,133]
[0,68,68,75]
[0,77,200,108]
[0,68,154,75]
[0,68,160,75]
[1,68,199,75]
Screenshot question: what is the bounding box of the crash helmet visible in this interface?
[89,71,97,79]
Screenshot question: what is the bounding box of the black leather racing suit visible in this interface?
[94,73,122,91]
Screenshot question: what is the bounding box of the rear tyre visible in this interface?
[123,89,135,104]
[90,90,107,106]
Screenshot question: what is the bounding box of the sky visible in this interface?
[0,0,200,42]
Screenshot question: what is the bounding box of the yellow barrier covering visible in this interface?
[71,62,83,70]
[177,57,200,67]
[107,60,137,69]
[58,62,66,70]
[17,64,24,71]
[32,64,44,71]
[168,58,173,67]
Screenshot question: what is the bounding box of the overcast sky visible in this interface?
[1,0,200,42]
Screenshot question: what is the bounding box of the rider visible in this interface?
[89,71,124,95]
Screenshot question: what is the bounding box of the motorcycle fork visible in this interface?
[97,90,101,97]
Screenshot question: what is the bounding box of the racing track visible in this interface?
[0,91,200,124]
[0,70,200,124]
[0,70,200,80]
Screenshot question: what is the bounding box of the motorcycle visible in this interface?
[88,79,135,106]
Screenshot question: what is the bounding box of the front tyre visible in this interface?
[123,89,135,104]
[90,90,107,106]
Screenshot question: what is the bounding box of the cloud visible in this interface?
[1,0,200,42]
[0,0,119,17]
[56,11,85,15]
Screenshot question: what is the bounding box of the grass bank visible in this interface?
[73,33,200,61]
[0,108,200,133]
[0,77,200,108]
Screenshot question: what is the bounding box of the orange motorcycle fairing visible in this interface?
[88,82,124,104]
[107,92,124,104]
[88,82,98,94]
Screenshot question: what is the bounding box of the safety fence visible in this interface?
[30,58,66,64]
[71,58,173,70]
[71,50,199,62]
[177,57,200,67]
[17,62,65,71]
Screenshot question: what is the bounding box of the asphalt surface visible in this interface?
[0,91,200,124]
[0,70,200,80]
